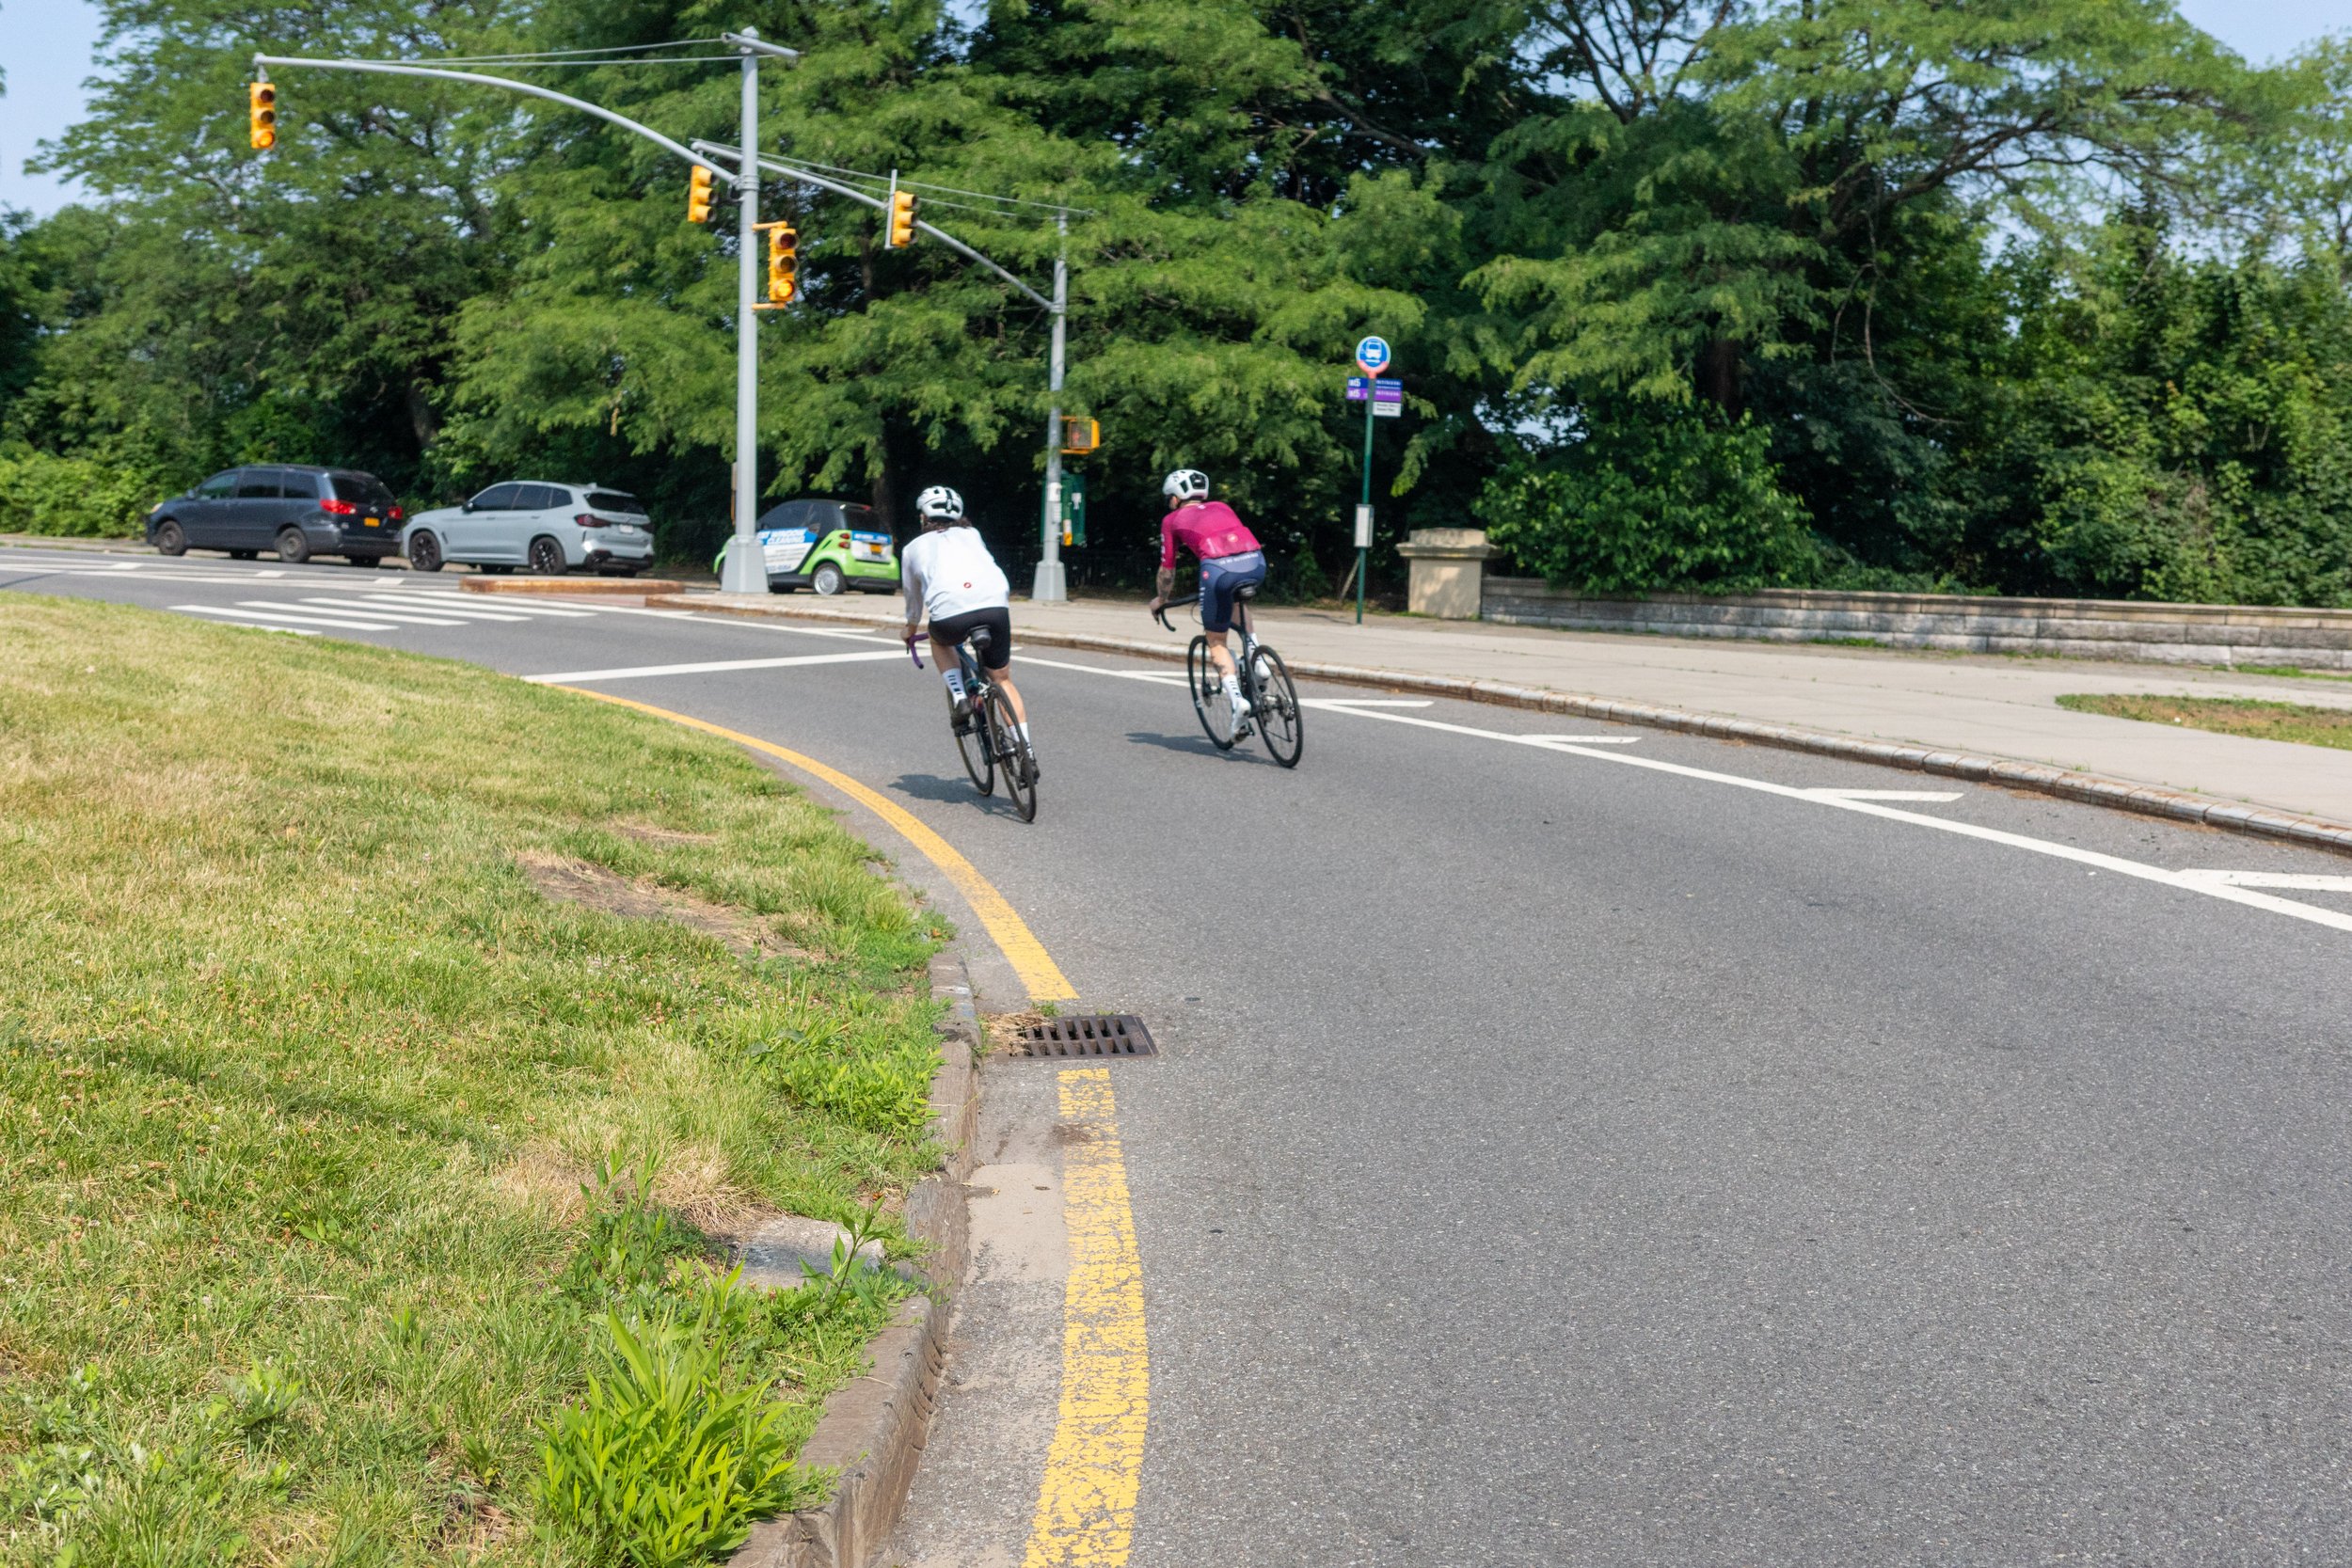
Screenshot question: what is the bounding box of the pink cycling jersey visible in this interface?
[1160,501,1261,569]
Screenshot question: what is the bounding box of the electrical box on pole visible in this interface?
[1058,471,1089,547]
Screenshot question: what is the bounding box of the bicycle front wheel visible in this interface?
[956,691,996,796]
[1187,635,1235,751]
[1252,645,1304,768]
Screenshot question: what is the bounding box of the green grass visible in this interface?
[2220,663,2352,683]
[2057,691,2352,750]
[0,596,947,1563]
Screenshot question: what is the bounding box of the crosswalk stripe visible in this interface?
[291,596,513,625]
[173,606,322,635]
[397,594,596,618]
[224,602,405,630]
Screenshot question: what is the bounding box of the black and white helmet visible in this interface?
[1162,468,1210,504]
[915,484,964,524]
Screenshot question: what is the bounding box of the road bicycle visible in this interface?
[914,626,1038,822]
[1154,583,1303,767]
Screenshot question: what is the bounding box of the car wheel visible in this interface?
[407,531,443,573]
[154,520,187,556]
[529,536,567,576]
[811,561,846,596]
[275,527,311,565]
[347,555,381,569]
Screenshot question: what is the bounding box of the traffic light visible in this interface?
[248,80,277,150]
[687,165,716,224]
[887,188,916,248]
[765,223,798,305]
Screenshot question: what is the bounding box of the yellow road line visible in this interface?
[556,686,1077,1001]
[1025,1067,1150,1566]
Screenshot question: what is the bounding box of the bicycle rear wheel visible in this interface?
[1186,635,1235,751]
[956,686,996,796]
[993,695,1039,822]
[1251,645,1304,768]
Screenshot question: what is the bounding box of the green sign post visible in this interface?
[1058,469,1088,547]
[1349,336,1394,624]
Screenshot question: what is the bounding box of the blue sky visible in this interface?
[3,0,2347,215]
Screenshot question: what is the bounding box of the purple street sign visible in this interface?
[1347,375,1404,403]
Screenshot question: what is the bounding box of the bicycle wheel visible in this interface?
[1251,645,1304,768]
[993,694,1039,822]
[956,684,996,797]
[1186,635,1235,751]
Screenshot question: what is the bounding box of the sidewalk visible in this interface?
[659,590,2352,831]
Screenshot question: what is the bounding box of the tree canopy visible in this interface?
[5,0,2350,605]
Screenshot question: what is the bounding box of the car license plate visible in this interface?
[363,516,380,527]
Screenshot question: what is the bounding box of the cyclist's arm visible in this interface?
[1152,516,1179,605]
[900,541,929,639]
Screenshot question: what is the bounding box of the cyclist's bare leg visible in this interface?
[991,666,1030,728]
[1202,629,1237,681]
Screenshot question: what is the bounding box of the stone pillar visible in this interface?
[1396,528,1495,620]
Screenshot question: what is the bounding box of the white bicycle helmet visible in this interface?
[1162,468,1210,503]
[915,484,964,524]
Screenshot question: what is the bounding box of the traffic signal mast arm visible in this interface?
[247,55,742,189]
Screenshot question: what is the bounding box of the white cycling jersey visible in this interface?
[901,524,1010,622]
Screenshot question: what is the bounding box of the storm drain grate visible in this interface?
[1009,1014,1158,1059]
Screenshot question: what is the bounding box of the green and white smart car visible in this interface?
[715,499,900,594]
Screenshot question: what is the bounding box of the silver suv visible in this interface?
[401,481,655,576]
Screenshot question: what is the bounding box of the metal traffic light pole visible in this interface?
[249,31,795,596]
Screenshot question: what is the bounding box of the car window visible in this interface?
[278,469,322,499]
[585,491,646,515]
[839,504,879,532]
[471,483,520,510]
[521,484,566,512]
[235,470,282,499]
[194,471,238,500]
[326,471,398,510]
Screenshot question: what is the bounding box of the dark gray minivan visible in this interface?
[146,465,405,566]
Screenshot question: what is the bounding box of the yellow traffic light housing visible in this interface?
[763,222,799,306]
[687,165,716,225]
[887,188,916,248]
[248,81,277,150]
[1059,417,1100,455]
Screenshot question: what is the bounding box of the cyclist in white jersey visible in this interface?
[900,485,1034,758]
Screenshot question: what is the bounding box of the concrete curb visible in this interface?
[649,593,2352,860]
[730,952,982,1568]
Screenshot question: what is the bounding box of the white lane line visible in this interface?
[2180,870,2352,893]
[232,599,419,629]
[1804,788,1965,802]
[524,649,907,684]
[1521,733,1642,746]
[254,570,286,578]
[173,605,340,633]
[398,594,595,619]
[1314,698,1434,708]
[292,595,528,625]
[1277,702,2352,936]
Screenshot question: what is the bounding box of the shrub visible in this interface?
[0,449,160,538]
[1478,407,1817,594]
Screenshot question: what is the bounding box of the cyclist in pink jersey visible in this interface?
[1147,468,1266,738]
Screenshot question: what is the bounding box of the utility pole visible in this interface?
[719,27,771,594]
[1033,214,1070,604]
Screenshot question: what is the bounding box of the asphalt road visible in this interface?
[11,545,2352,1566]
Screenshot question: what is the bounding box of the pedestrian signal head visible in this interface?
[248,81,277,150]
[887,188,916,248]
[765,223,798,305]
[688,165,716,225]
[1162,468,1210,504]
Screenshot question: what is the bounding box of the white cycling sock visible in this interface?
[1221,673,1247,707]
[942,668,966,700]
[1015,721,1032,743]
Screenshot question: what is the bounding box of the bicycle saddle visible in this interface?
[1235,583,1261,601]
[968,626,993,649]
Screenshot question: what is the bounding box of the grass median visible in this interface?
[0,595,947,1564]
[2058,691,2352,751]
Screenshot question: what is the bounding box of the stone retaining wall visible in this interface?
[1479,579,2352,670]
